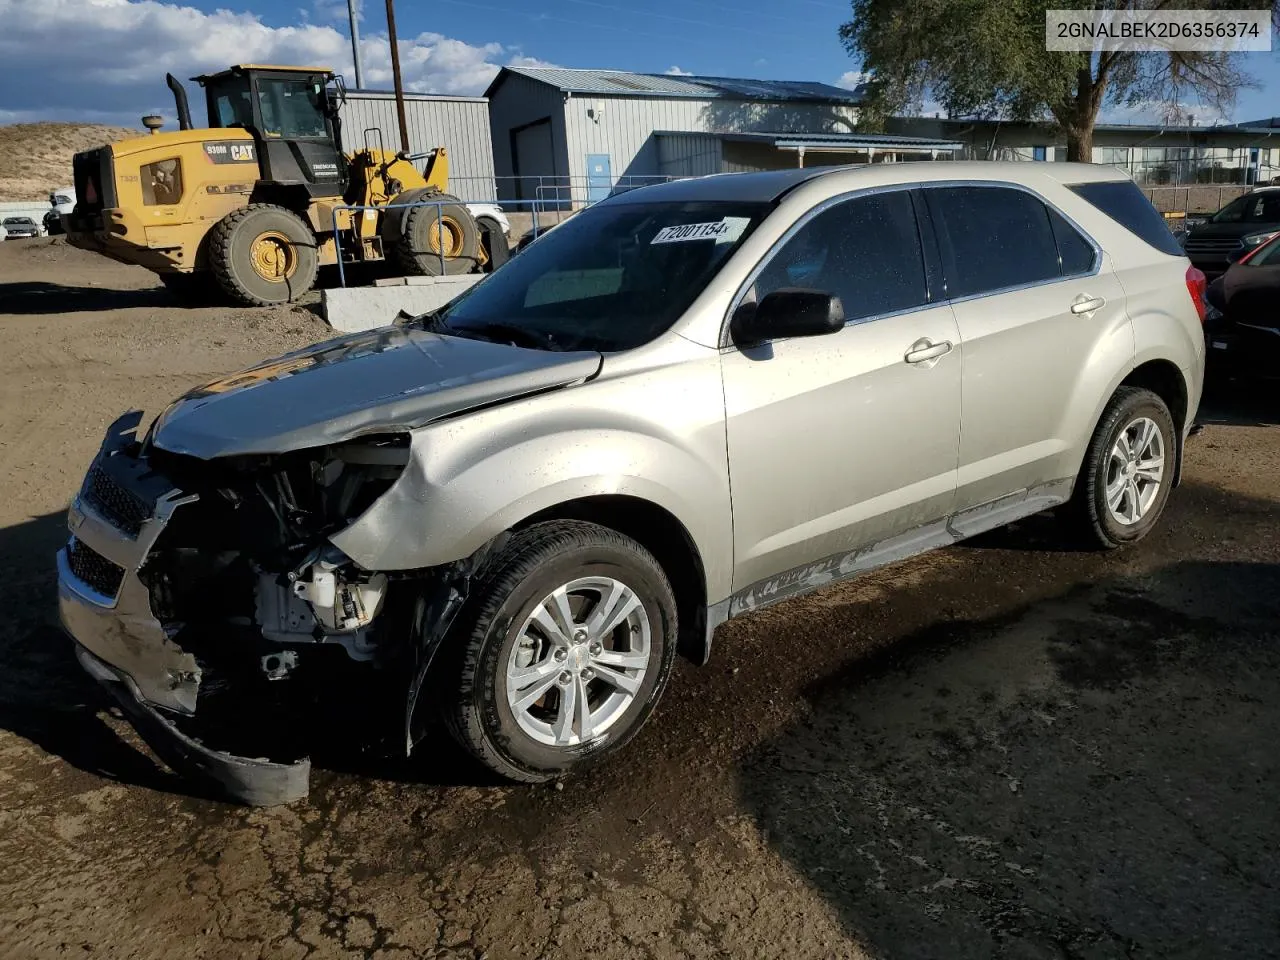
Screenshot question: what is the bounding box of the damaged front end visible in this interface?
[57,411,436,805]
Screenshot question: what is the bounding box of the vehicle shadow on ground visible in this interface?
[0,281,178,316]
[1197,374,1279,428]
[738,551,1280,958]
[0,511,205,798]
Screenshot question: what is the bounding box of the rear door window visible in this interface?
[925,186,1062,299]
[1068,180,1184,256]
[748,189,929,322]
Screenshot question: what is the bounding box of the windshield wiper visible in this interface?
[448,321,559,351]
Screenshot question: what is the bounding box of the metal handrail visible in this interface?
[330,196,568,287]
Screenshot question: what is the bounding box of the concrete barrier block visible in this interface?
[322,275,483,332]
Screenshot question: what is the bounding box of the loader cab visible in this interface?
[195,65,346,199]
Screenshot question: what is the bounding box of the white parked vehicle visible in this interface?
[44,187,76,236]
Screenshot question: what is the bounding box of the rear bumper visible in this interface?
[56,413,310,805]
[65,209,183,273]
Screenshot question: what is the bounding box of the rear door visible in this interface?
[924,184,1130,520]
[721,188,962,598]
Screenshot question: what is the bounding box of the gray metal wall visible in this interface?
[562,95,860,185]
[656,134,722,176]
[488,76,861,204]
[487,72,570,203]
[339,92,496,201]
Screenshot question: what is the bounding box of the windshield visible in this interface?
[256,78,328,138]
[205,75,328,138]
[4,218,32,225]
[434,200,769,352]
[1211,192,1280,224]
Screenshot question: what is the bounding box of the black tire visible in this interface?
[158,270,221,305]
[1065,386,1177,549]
[208,204,318,306]
[437,521,678,783]
[384,189,479,277]
[477,216,510,273]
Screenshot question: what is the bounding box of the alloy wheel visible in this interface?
[505,576,651,747]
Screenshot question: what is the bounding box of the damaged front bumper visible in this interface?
[56,412,311,805]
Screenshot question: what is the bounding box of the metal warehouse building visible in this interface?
[338,90,497,201]
[484,67,960,205]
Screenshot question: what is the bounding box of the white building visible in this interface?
[484,67,961,205]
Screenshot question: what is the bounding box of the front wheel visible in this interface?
[438,521,677,782]
[1065,386,1177,549]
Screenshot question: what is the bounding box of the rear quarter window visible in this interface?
[1068,181,1184,257]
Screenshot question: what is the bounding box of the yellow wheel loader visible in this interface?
[65,65,504,306]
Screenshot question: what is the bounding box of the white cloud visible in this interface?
[836,70,869,91]
[1101,100,1227,127]
[0,0,553,125]
[665,65,693,76]
[313,0,358,23]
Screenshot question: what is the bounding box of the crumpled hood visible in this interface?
[150,325,602,458]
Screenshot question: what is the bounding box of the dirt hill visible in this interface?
[0,123,140,202]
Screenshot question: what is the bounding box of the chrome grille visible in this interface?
[66,538,125,599]
[83,463,151,536]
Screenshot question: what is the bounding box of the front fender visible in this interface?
[330,346,734,598]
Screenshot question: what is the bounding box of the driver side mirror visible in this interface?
[730,288,846,346]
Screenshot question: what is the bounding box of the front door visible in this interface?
[721,189,962,606]
[585,154,612,203]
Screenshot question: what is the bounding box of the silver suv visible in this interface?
[57,162,1206,804]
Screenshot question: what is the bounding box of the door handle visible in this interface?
[904,339,953,364]
[1071,295,1106,314]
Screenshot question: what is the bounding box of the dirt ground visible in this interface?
[0,238,1277,960]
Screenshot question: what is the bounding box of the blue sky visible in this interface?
[0,0,1276,126]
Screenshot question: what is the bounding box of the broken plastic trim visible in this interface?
[77,643,310,806]
[402,530,510,754]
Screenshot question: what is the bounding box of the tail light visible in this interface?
[1184,265,1207,324]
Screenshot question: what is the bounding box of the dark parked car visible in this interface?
[1204,232,1280,378]
[1,216,40,239]
[1183,187,1280,279]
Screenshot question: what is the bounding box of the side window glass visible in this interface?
[748,191,928,323]
[1047,208,1096,275]
[928,186,1061,298]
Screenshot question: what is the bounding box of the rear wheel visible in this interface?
[1065,386,1177,549]
[385,189,479,277]
[208,204,318,306]
[438,521,677,782]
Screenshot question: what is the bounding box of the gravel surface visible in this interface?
[1,239,1277,959]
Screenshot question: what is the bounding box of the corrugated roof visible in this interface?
[708,131,962,151]
[487,67,866,104]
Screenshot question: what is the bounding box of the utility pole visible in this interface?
[347,0,365,89]
[385,0,411,153]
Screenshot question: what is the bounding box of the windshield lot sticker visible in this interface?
[652,221,733,244]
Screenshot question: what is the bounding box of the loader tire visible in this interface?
[477,216,510,272]
[209,204,318,306]
[385,189,479,277]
